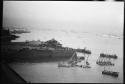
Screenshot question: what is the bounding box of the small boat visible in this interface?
[102,70,119,77]
[79,57,85,60]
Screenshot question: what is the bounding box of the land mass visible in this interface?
[1,28,91,63]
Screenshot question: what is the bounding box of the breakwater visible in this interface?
[4,48,75,62]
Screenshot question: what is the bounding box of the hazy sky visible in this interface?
[3,1,123,48]
[3,1,123,33]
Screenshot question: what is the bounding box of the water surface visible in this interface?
[10,32,123,83]
[10,53,123,83]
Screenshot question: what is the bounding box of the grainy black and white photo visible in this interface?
[1,0,123,83]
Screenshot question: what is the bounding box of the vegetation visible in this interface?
[1,28,19,44]
[44,38,62,48]
[1,27,92,63]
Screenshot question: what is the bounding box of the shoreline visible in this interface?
[8,57,71,63]
[2,47,75,63]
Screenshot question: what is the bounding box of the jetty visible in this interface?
[76,48,91,54]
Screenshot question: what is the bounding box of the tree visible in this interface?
[45,38,62,48]
[1,27,19,44]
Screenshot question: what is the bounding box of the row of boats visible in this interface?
[96,53,119,77]
[96,58,115,66]
[96,53,118,66]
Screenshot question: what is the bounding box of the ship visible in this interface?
[100,53,118,59]
[96,57,114,66]
[102,70,119,77]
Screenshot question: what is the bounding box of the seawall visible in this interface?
[5,49,75,62]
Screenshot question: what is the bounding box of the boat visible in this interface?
[79,57,85,60]
[100,53,118,59]
[102,70,119,77]
[96,61,114,66]
[96,57,114,66]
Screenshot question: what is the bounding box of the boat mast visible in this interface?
[86,54,89,62]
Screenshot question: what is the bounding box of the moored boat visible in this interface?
[102,70,119,77]
[100,53,118,59]
[96,61,114,66]
[96,56,115,66]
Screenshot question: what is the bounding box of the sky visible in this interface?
[3,1,124,49]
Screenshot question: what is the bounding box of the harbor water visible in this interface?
[9,58,123,83]
[9,34,123,83]
[4,1,123,83]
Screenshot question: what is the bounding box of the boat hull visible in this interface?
[96,62,114,66]
[102,70,119,77]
